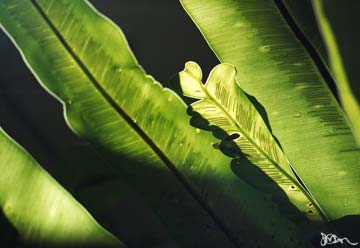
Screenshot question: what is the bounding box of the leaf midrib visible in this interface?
[29,0,241,246]
[198,81,326,220]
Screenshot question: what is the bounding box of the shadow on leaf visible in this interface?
[186,105,325,242]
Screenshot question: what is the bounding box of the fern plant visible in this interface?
[0,0,359,247]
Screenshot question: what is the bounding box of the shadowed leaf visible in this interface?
[312,0,360,144]
[281,0,329,68]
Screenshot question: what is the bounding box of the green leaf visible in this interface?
[312,0,360,144]
[281,0,329,68]
[0,127,122,246]
[180,0,360,222]
[0,0,316,246]
[281,0,360,144]
[177,61,324,223]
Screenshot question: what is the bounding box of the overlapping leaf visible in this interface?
[180,0,360,222]
[0,127,122,246]
[177,61,324,222]
[0,0,315,247]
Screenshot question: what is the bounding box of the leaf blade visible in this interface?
[180,0,360,222]
[0,127,122,246]
[178,61,325,223]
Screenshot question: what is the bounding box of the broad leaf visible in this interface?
[0,0,316,247]
[312,0,360,144]
[180,0,360,223]
[0,64,182,247]
[177,61,324,223]
[0,127,121,246]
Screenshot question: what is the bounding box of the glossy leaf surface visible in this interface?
[180,0,360,222]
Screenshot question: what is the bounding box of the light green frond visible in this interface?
[0,127,122,246]
[179,62,324,223]
[0,0,316,246]
[180,0,360,222]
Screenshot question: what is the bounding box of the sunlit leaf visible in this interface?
[0,127,122,247]
[180,0,360,223]
[177,61,325,223]
[0,0,316,246]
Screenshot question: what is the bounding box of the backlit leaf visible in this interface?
[177,61,325,223]
[0,127,122,246]
[180,0,360,223]
[0,0,315,246]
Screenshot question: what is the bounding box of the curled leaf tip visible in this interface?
[184,61,203,80]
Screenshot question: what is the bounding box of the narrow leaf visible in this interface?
[281,0,329,68]
[312,0,360,144]
[0,127,122,246]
